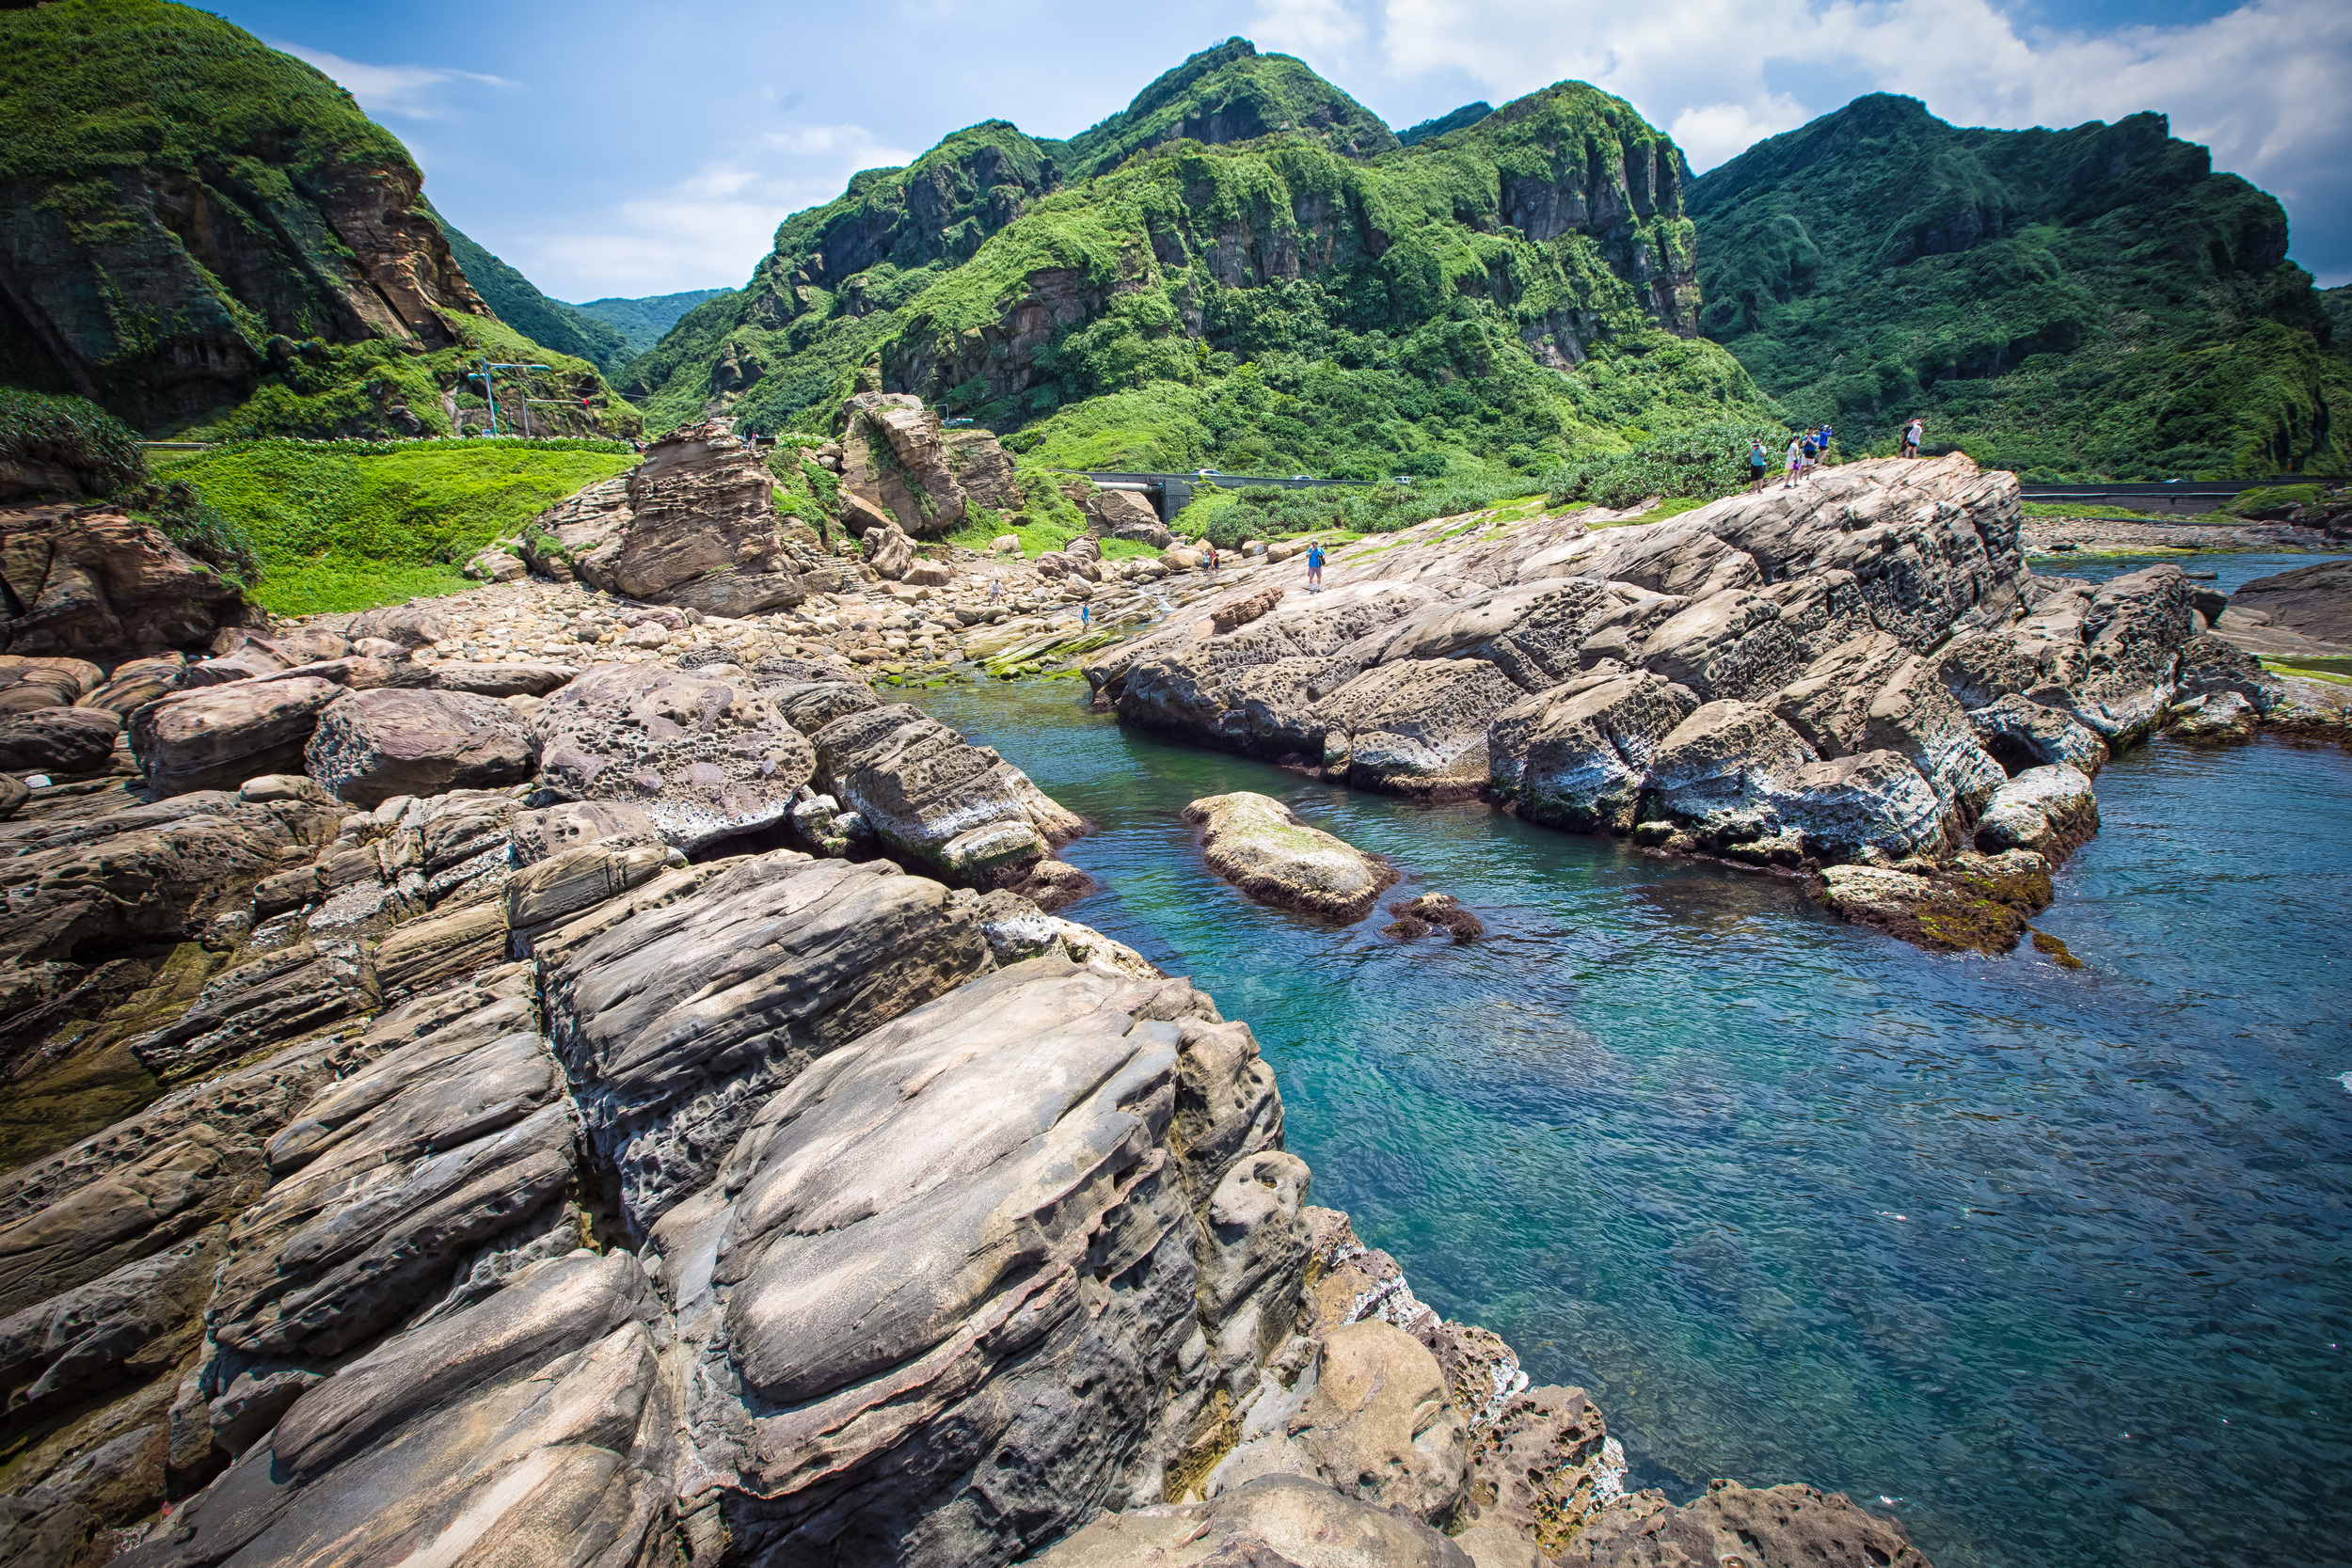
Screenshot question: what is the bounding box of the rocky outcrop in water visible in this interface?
[1183,791,1398,922]
[1087,457,2240,953]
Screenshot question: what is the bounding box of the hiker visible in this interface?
[1902,417,1923,458]
[1748,438,1770,492]
[989,578,1002,603]
[1817,423,1835,461]
[1306,540,1326,591]
[1206,543,1220,575]
[1784,434,1805,488]
[1801,430,1820,473]
[1080,603,1091,631]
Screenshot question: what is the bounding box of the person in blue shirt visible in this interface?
[1817,423,1835,460]
[1747,439,1770,491]
[1306,541,1327,592]
[1080,603,1091,631]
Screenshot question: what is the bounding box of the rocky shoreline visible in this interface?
[2,422,2345,1566]
[0,458,1949,1568]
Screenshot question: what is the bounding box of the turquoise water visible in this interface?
[908,609,2352,1568]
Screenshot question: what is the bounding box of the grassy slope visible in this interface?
[622,46,1769,486]
[434,208,631,374]
[168,441,635,614]
[1691,94,2350,479]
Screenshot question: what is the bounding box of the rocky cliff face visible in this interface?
[0,0,630,440]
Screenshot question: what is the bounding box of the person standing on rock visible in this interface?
[1748,438,1770,492]
[1785,434,1805,488]
[1307,541,1326,591]
[1206,543,1220,576]
[1081,603,1091,632]
[1817,422,1836,462]
[1902,417,1924,458]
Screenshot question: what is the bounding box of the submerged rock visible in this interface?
[1183,792,1399,922]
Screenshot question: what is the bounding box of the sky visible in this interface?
[217,0,2351,301]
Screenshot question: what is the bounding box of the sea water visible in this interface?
[907,556,2350,1568]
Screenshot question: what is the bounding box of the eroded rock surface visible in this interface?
[1183,791,1399,922]
[1088,458,2222,952]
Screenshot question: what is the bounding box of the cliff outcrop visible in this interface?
[1086,456,2264,952]
[0,0,631,440]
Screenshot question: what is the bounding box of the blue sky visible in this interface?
[218,0,2349,300]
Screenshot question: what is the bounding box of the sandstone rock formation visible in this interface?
[0,507,256,657]
[1089,457,2236,951]
[1183,791,1399,921]
[0,632,1935,1568]
[513,422,824,614]
[839,392,968,537]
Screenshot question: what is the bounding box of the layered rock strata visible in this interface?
[1086,457,2282,952]
[0,641,1933,1568]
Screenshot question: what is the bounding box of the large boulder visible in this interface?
[304,688,538,807]
[75,652,186,714]
[1488,672,1699,832]
[838,392,967,537]
[1973,764,2098,858]
[942,425,1020,509]
[2221,559,2352,655]
[811,704,1082,886]
[532,663,815,849]
[581,422,810,614]
[0,654,102,712]
[120,1251,675,1568]
[0,705,120,774]
[0,506,254,657]
[128,678,343,797]
[1182,791,1399,922]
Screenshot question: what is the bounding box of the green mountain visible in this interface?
[0,0,634,439]
[2323,286,2352,357]
[568,289,731,359]
[433,209,632,374]
[618,40,1764,480]
[1399,103,1494,148]
[1690,93,2348,478]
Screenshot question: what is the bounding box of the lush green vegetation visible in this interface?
[1059,38,1397,177]
[0,0,637,441]
[1691,94,2350,479]
[622,46,1771,495]
[2228,483,2322,515]
[434,207,630,374]
[0,388,145,496]
[1398,103,1494,148]
[170,440,636,614]
[569,290,731,359]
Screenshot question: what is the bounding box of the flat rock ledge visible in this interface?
[1184,791,1400,923]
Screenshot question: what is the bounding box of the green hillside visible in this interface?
[0,0,636,440]
[569,289,732,358]
[434,208,631,373]
[1690,94,2348,478]
[617,40,1766,482]
[1399,103,1494,147]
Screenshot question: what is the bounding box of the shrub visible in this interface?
[0,388,143,497]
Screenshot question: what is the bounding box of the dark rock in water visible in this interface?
[1386,893,1485,941]
[1033,1474,1475,1567]
[1816,849,2055,955]
[2226,560,2352,653]
[2030,928,2085,969]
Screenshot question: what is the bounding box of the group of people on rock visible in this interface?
[1744,415,1928,492]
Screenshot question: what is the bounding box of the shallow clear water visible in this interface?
[909,656,2352,1568]
[2034,548,2342,594]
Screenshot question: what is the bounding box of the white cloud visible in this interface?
[507,125,919,301]
[277,42,512,120]
[1367,0,2352,279]
[1254,0,1370,62]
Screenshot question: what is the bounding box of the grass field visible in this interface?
[170,439,635,615]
